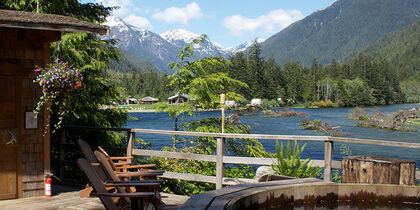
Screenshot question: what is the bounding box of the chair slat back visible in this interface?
[77,158,118,210]
[95,150,123,181]
[97,146,118,171]
[98,146,111,158]
[77,139,109,181]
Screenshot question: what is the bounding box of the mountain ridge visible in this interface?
[260,0,420,66]
[104,16,261,73]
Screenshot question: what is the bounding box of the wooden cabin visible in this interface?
[168,94,189,104]
[0,9,108,199]
[140,96,159,104]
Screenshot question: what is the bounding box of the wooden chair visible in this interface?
[77,158,160,210]
[77,139,113,197]
[77,139,109,181]
[98,146,164,176]
[95,150,164,207]
[94,150,164,183]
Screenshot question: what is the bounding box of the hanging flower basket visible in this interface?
[33,61,83,129]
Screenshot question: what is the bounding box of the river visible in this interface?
[126,104,420,164]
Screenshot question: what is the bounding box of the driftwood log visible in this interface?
[341,156,415,185]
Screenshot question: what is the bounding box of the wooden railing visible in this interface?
[62,126,420,189]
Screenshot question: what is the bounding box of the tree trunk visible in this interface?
[342,156,415,185]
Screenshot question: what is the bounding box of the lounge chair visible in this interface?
[77,158,160,210]
[77,139,163,199]
[95,150,164,207]
[77,139,163,180]
[94,150,164,182]
[98,146,164,176]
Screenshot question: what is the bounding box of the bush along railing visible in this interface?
[61,126,420,189]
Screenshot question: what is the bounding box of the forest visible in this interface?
[111,42,416,107]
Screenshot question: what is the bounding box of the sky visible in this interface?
[85,0,337,48]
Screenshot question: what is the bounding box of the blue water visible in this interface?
[126,104,420,164]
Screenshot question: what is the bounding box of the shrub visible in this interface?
[271,140,322,178]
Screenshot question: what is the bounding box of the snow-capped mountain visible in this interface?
[161,29,199,45]
[104,16,177,71]
[161,29,225,59]
[232,38,266,53]
[104,16,262,73]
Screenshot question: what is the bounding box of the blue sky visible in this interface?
[89,0,337,47]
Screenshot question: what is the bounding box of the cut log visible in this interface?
[341,156,415,185]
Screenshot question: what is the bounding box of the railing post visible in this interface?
[324,140,333,182]
[216,137,225,189]
[126,130,134,164]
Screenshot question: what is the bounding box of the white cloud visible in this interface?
[95,0,136,17]
[152,2,203,25]
[222,9,304,36]
[124,14,152,29]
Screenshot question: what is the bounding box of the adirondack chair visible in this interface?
[78,139,163,180]
[94,150,164,183]
[77,139,112,197]
[77,139,163,198]
[98,146,163,175]
[77,158,160,210]
[95,150,164,207]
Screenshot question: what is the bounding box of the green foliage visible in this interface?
[0,0,113,24]
[2,1,131,171]
[108,50,160,73]
[181,117,270,157]
[148,152,255,195]
[162,34,248,148]
[260,99,282,109]
[228,43,282,100]
[271,140,322,178]
[49,33,128,131]
[351,20,420,80]
[148,116,266,195]
[107,68,170,99]
[33,61,83,130]
[333,144,353,182]
[260,0,420,66]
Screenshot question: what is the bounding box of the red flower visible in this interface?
[76,82,83,90]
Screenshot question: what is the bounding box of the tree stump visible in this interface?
[341,156,415,185]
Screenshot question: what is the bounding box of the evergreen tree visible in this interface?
[2,1,128,147]
[247,42,266,98]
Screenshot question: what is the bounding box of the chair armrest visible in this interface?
[116,172,163,178]
[117,164,156,169]
[110,156,134,160]
[114,162,131,166]
[107,180,163,184]
[105,182,159,187]
[115,170,164,175]
[92,192,156,198]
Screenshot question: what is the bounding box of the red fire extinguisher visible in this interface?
[45,176,52,197]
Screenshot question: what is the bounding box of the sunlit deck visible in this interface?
[0,185,189,210]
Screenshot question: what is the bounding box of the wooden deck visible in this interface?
[0,185,189,210]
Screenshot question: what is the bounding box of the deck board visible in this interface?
[0,190,188,209]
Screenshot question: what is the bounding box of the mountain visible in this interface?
[351,19,420,77]
[160,29,225,60]
[105,17,258,73]
[232,38,265,53]
[105,16,177,71]
[108,50,160,73]
[260,0,420,66]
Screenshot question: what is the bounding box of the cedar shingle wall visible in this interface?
[0,28,55,198]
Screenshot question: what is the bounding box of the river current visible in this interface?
[126,104,420,164]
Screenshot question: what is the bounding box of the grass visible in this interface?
[406,118,420,127]
[114,103,160,111]
[289,103,305,108]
